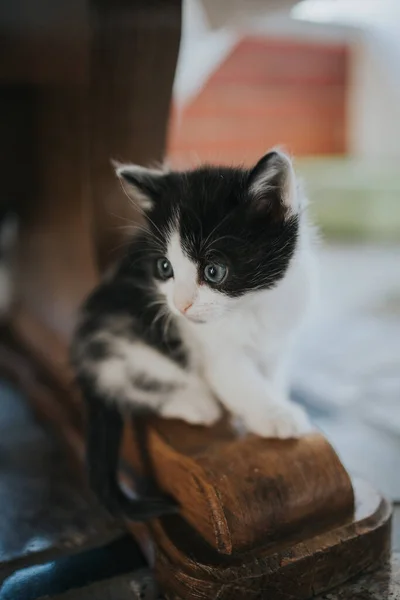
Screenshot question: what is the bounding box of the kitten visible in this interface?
[71,150,315,520]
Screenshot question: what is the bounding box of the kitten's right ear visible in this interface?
[247,150,299,216]
[113,161,165,211]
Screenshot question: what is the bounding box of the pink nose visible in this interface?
[178,301,193,314]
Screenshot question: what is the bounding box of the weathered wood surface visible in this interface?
[149,480,391,600]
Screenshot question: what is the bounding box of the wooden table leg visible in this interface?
[88,0,182,269]
[6,1,182,337]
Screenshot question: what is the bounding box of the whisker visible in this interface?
[116,178,167,247]
[200,210,234,252]
[206,234,243,250]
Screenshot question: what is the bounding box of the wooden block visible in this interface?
[146,479,391,600]
[122,421,355,555]
[120,419,391,599]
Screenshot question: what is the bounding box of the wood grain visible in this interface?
[150,480,391,600]
[122,420,355,555]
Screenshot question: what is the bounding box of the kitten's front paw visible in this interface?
[244,402,312,439]
[160,387,222,426]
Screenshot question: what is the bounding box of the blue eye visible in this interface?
[156,257,174,280]
[204,263,227,285]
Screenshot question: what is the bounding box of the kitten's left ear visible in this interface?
[248,150,299,216]
[113,161,166,211]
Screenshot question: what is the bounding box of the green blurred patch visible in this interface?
[297,157,400,241]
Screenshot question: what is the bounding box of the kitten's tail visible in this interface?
[108,486,178,521]
[81,379,178,521]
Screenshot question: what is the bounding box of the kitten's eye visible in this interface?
[156,257,174,280]
[204,263,227,285]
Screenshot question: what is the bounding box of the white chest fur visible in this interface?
[170,241,317,441]
[181,243,315,386]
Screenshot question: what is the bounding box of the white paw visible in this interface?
[244,402,312,439]
[160,386,222,426]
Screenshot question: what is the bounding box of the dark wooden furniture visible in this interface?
[0,2,392,599]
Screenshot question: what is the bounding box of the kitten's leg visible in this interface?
[205,356,311,438]
[74,330,221,519]
[159,377,221,425]
[80,336,222,425]
[116,340,222,424]
[82,379,178,520]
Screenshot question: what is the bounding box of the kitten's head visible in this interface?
[116,150,304,324]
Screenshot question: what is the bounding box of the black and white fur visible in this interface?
[71,150,316,520]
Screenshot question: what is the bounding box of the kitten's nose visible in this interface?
[181,301,193,314]
[177,300,193,314]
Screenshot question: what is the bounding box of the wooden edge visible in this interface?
[149,479,392,600]
[10,308,75,394]
[122,424,233,554]
[124,424,355,555]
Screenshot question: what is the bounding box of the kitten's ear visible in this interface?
[113,161,165,211]
[248,150,299,216]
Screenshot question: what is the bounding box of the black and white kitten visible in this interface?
[71,150,315,520]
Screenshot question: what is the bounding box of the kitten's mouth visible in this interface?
[185,314,206,324]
